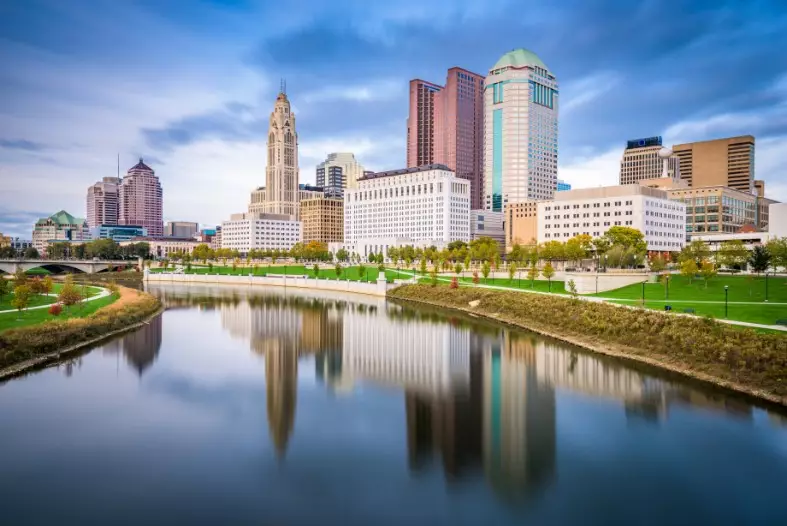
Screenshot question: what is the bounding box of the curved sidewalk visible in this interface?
[0,287,110,315]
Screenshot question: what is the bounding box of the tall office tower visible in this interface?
[119,159,163,237]
[619,136,680,185]
[406,69,485,209]
[86,177,121,228]
[673,135,755,192]
[164,221,199,238]
[484,49,559,211]
[262,88,299,217]
[316,152,366,198]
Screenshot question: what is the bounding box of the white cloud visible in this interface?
[558,148,621,189]
[300,80,403,104]
[560,72,622,114]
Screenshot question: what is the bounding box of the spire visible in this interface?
[280,78,286,95]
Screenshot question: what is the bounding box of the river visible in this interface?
[1,283,786,526]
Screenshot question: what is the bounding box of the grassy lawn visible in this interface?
[597,275,787,326]
[150,265,414,282]
[0,292,118,332]
[0,283,103,311]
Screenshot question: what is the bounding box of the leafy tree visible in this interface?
[542,262,555,292]
[29,277,46,295]
[649,254,667,273]
[335,262,343,279]
[454,263,463,276]
[527,263,538,288]
[679,240,710,265]
[472,271,479,285]
[313,263,320,278]
[565,235,589,267]
[699,260,717,289]
[469,236,499,262]
[717,240,748,269]
[604,226,647,253]
[748,245,771,274]
[765,237,787,271]
[430,268,438,287]
[591,236,611,257]
[367,252,375,263]
[13,268,27,286]
[193,243,212,262]
[11,284,32,314]
[508,262,517,282]
[420,258,427,275]
[23,246,39,259]
[208,262,213,272]
[58,276,82,308]
[0,277,9,300]
[680,259,698,284]
[464,254,471,273]
[481,261,491,283]
[567,279,578,300]
[539,240,565,262]
[358,264,366,281]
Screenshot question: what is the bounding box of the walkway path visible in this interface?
[396,271,787,332]
[0,287,110,315]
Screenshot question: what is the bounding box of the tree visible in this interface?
[367,253,375,263]
[565,234,592,266]
[649,254,667,273]
[11,285,32,315]
[481,261,491,283]
[430,268,438,287]
[717,240,749,270]
[604,226,647,253]
[765,237,787,271]
[591,236,611,257]
[0,277,9,300]
[23,246,39,259]
[193,243,213,262]
[508,262,517,282]
[335,262,343,279]
[567,279,578,300]
[527,263,538,288]
[469,236,499,262]
[336,248,349,263]
[13,268,27,286]
[472,271,479,285]
[542,262,555,292]
[680,259,698,284]
[679,240,710,265]
[539,240,565,262]
[313,263,320,278]
[699,260,717,289]
[464,254,471,272]
[358,264,366,281]
[29,277,45,295]
[58,277,82,309]
[454,263,463,277]
[420,257,427,275]
[748,245,771,275]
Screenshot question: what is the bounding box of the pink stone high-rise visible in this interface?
[406,67,485,209]
[119,159,163,236]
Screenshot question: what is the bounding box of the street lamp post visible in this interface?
[665,274,670,300]
[724,285,729,318]
[765,272,769,302]
[641,281,646,306]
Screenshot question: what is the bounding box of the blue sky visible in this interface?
[1,0,786,238]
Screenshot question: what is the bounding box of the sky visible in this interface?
[1,0,786,238]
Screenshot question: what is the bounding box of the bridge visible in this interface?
[0,258,142,274]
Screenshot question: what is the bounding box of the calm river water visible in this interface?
[1,283,786,526]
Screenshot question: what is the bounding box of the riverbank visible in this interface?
[387,284,787,406]
[0,285,162,379]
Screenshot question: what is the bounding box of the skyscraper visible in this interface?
[262,89,299,217]
[86,177,121,228]
[619,136,680,185]
[119,159,163,237]
[406,68,485,209]
[484,49,559,211]
[316,152,366,198]
[672,135,755,192]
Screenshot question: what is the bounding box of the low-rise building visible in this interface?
[770,203,787,237]
[756,196,779,232]
[32,210,91,256]
[343,164,470,257]
[221,212,301,254]
[301,197,343,244]
[667,185,756,236]
[537,185,686,252]
[557,180,572,192]
[90,224,147,242]
[690,231,775,253]
[470,210,504,248]
[122,236,199,258]
[164,221,199,238]
[210,226,222,250]
[505,201,539,251]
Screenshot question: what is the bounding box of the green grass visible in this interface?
[0,292,57,310]
[150,265,414,282]
[24,268,51,275]
[595,275,787,326]
[0,292,119,332]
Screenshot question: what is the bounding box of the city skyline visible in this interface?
[2,0,786,238]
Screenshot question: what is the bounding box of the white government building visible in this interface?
[536,184,686,251]
[341,164,471,257]
[221,212,301,253]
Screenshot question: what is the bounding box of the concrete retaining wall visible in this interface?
[565,272,650,294]
[144,271,406,297]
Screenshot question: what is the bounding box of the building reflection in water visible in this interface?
[195,287,769,496]
[101,314,163,377]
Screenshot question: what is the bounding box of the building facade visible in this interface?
[556,180,571,192]
[770,203,787,238]
[164,221,199,238]
[470,210,505,248]
[221,212,302,254]
[301,197,343,244]
[484,48,559,211]
[406,69,485,209]
[673,135,755,192]
[619,137,680,185]
[261,90,299,217]
[667,186,756,236]
[316,152,366,198]
[119,159,163,237]
[537,185,686,252]
[90,224,147,242]
[122,236,198,258]
[344,164,471,257]
[32,210,91,256]
[505,201,539,250]
[86,177,121,228]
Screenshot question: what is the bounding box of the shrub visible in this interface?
[48,303,63,316]
[472,271,480,285]
[450,277,459,289]
[58,281,82,308]
[29,277,45,295]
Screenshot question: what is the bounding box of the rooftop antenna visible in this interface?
[280,78,286,95]
[117,153,120,178]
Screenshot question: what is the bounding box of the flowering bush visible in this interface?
[48,303,63,316]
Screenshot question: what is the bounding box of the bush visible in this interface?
[48,303,63,316]
[472,271,480,285]
[450,277,459,289]
[388,285,787,400]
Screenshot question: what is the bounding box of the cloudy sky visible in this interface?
[1,0,786,238]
